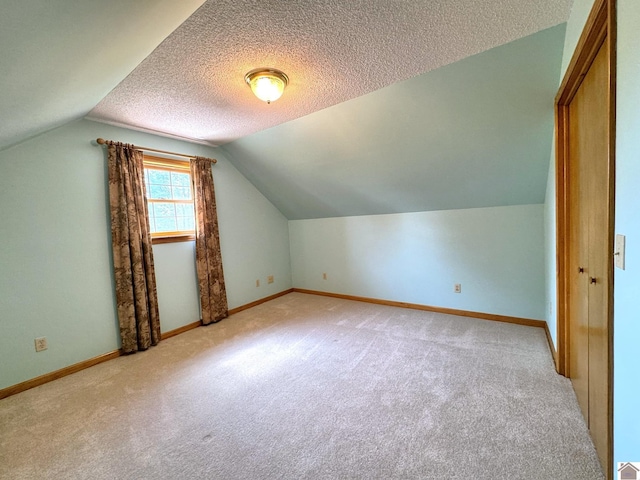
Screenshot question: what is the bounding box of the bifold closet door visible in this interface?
[567,39,611,471]
[584,41,611,469]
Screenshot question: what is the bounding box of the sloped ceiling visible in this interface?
[0,0,206,151]
[87,0,571,145]
[222,24,566,219]
[1,1,571,220]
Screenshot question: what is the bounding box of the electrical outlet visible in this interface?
[454,284,462,293]
[34,337,47,352]
[256,279,260,287]
[322,273,327,280]
[267,275,274,284]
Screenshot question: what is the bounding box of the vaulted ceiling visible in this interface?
[222,24,566,219]
[1,0,572,219]
[0,0,206,150]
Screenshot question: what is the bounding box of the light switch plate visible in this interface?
[615,234,626,270]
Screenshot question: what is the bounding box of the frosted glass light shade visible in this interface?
[245,68,289,104]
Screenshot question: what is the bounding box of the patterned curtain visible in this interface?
[190,157,228,325]
[107,143,161,353]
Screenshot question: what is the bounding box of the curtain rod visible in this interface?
[96,138,217,164]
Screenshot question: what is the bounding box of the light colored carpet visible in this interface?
[0,292,604,479]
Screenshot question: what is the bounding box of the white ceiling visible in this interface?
[86,0,572,145]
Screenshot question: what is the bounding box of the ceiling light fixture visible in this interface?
[244,68,289,104]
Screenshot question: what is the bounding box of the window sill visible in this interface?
[152,234,195,245]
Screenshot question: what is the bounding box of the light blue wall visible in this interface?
[561,1,598,76]
[614,0,640,467]
[0,119,291,390]
[543,142,557,346]
[290,205,545,320]
[543,0,640,471]
[213,151,292,309]
[152,242,200,333]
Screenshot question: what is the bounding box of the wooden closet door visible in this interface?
[556,2,615,476]
[568,77,590,421]
[584,41,611,469]
[566,38,611,471]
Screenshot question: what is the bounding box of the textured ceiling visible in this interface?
[87,0,572,145]
[2,0,572,220]
[222,24,567,219]
[0,0,206,151]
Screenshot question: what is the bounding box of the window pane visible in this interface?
[143,161,196,238]
[152,202,176,217]
[177,216,196,231]
[149,184,171,200]
[172,186,191,200]
[171,171,191,187]
[148,169,170,185]
[175,203,195,216]
[155,216,177,232]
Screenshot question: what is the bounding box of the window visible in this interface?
[143,155,195,244]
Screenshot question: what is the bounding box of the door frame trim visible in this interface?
[554,0,616,476]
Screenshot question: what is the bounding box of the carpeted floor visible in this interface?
[0,292,604,479]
